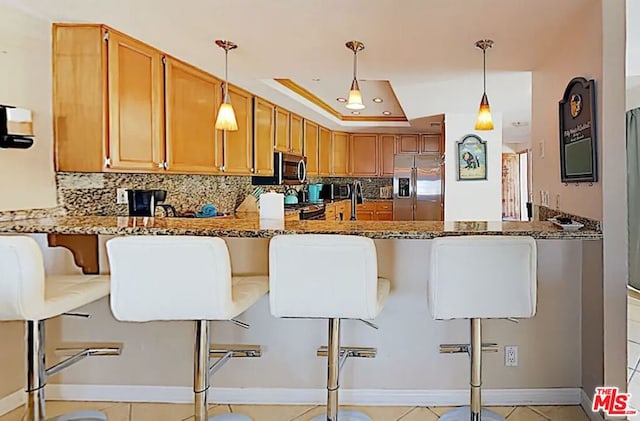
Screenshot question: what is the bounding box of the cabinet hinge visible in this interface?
[104,157,111,168]
[103,31,109,42]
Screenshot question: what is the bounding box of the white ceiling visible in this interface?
[3,0,605,142]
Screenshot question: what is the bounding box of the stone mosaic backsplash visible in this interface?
[55,173,393,217]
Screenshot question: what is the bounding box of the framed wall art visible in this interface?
[457,134,487,180]
[559,77,598,183]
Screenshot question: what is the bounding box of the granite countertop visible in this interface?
[0,216,603,240]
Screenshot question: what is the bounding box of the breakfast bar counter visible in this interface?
[0,216,603,240]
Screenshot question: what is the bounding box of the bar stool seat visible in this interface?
[107,236,268,421]
[0,236,118,421]
[269,234,390,421]
[429,236,537,421]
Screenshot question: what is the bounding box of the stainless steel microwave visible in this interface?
[251,152,307,185]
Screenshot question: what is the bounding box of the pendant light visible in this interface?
[345,41,365,110]
[215,40,238,131]
[474,39,494,131]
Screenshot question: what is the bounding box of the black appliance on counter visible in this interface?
[284,202,325,220]
[320,183,350,200]
[127,189,177,217]
[252,152,307,185]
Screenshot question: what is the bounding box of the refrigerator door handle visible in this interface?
[412,167,417,219]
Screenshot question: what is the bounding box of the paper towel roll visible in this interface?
[259,192,284,220]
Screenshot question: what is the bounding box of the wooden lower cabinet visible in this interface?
[325,200,350,221]
[356,201,393,221]
[285,211,300,221]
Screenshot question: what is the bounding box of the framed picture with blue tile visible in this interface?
[457,134,487,181]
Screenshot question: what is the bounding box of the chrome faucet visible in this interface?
[350,180,363,221]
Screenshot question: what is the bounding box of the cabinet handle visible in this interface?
[104,157,111,168]
[157,162,164,169]
[251,168,255,173]
[163,162,168,170]
[219,165,226,172]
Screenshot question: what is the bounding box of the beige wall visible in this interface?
[0,4,57,212]
[0,4,56,402]
[628,85,640,111]
[531,5,603,220]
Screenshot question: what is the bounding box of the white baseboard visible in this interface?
[581,390,604,421]
[0,389,25,416]
[45,384,583,407]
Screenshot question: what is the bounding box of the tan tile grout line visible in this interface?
[526,406,553,420]
[394,406,420,420]
[505,406,517,417]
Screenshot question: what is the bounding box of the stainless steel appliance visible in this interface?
[251,152,306,185]
[393,154,443,221]
[284,203,326,220]
[320,183,350,200]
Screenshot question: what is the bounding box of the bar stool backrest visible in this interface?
[107,236,233,321]
[0,236,45,320]
[269,234,380,319]
[428,236,537,320]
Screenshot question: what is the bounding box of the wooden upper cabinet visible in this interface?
[318,126,331,176]
[254,97,275,176]
[379,135,396,177]
[107,30,165,171]
[164,57,222,174]
[397,134,420,154]
[304,119,319,176]
[332,132,350,176]
[221,85,253,174]
[275,107,290,153]
[421,134,442,153]
[53,24,107,172]
[290,113,303,155]
[350,134,378,176]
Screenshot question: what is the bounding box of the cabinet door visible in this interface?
[254,97,275,175]
[398,134,419,154]
[421,134,441,153]
[107,30,165,171]
[304,120,319,176]
[332,132,350,176]
[376,211,393,220]
[350,134,378,177]
[290,113,303,155]
[379,135,396,177]
[164,57,222,173]
[318,126,332,176]
[356,210,375,220]
[275,107,290,153]
[222,85,253,174]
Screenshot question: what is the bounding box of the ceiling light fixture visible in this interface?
[351,111,361,115]
[214,40,238,131]
[474,39,494,131]
[382,111,392,115]
[345,40,365,110]
[373,97,383,103]
[336,97,347,103]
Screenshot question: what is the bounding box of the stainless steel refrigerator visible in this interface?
[393,154,443,221]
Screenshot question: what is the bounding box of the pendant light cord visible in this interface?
[483,47,487,94]
[353,50,358,81]
[224,48,229,102]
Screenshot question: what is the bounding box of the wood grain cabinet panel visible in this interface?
[332,132,350,176]
[221,85,253,174]
[164,57,222,173]
[275,107,290,153]
[350,134,378,176]
[304,120,319,176]
[253,97,275,175]
[398,134,420,154]
[421,134,442,152]
[290,113,304,155]
[107,30,165,171]
[379,135,396,177]
[318,126,331,176]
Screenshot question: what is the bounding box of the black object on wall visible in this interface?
[0,105,34,149]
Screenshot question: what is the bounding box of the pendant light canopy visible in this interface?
[345,41,365,110]
[214,40,238,131]
[474,39,494,131]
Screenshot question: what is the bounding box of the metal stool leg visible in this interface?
[26,321,46,421]
[194,320,211,421]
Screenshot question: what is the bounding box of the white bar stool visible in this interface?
[106,236,268,421]
[269,235,390,421]
[428,236,537,421]
[0,236,120,421]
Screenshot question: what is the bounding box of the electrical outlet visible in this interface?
[556,194,561,210]
[538,141,545,158]
[116,188,128,204]
[505,345,518,367]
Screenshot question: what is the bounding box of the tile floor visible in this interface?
[0,401,591,421]
[629,291,640,410]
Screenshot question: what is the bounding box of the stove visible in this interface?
[285,202,326,220]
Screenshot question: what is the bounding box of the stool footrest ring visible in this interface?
[316,346,377,359]
[439,343,498,354]
[209,344,261,358]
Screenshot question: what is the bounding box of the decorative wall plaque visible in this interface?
[457,134,487,181]
[559,77,598,183]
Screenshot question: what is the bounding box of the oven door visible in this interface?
[282,154,307,184]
